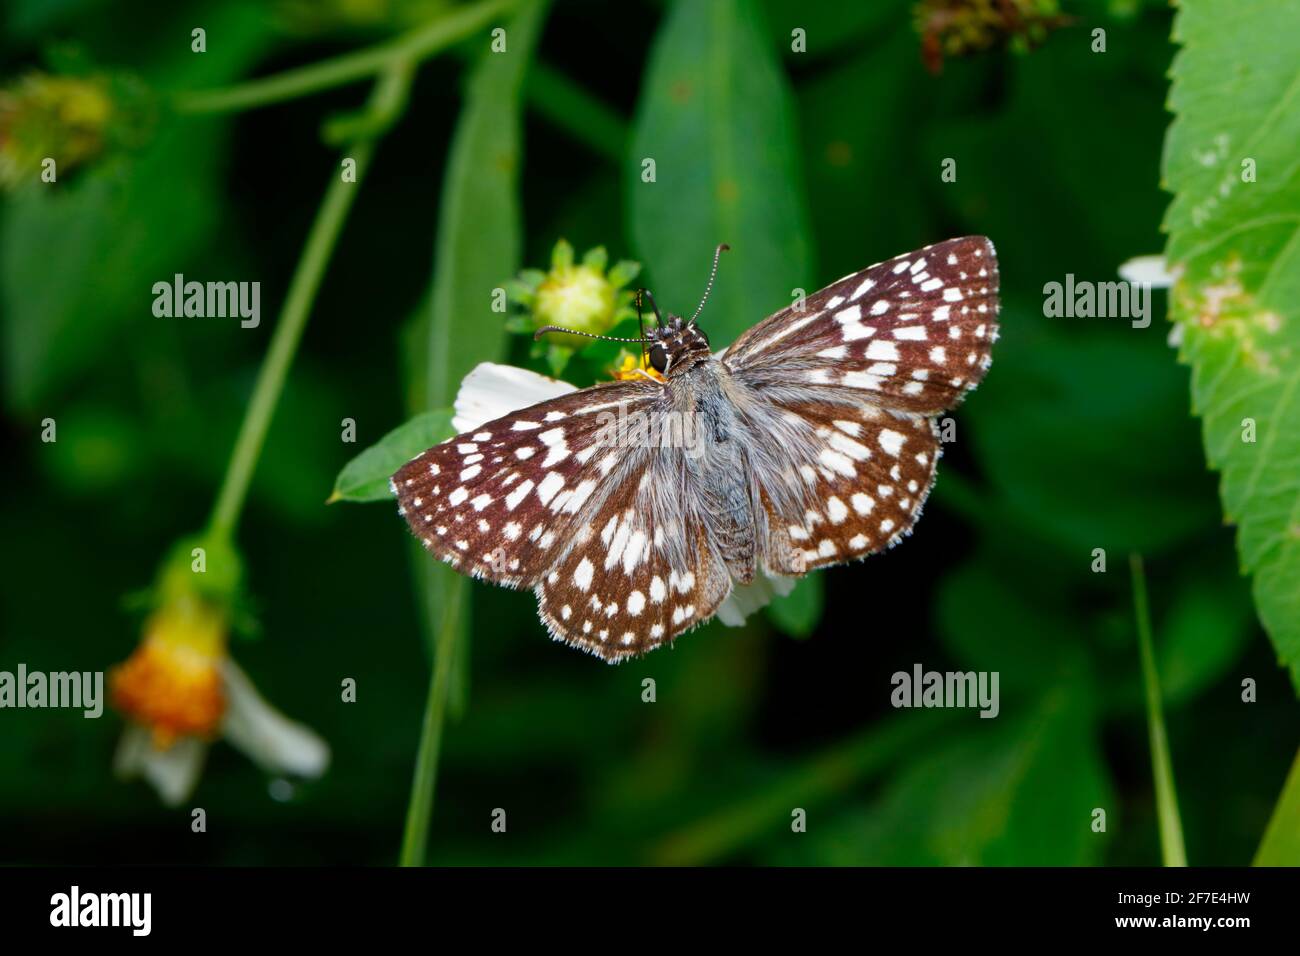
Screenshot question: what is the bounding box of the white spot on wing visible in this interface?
[879,429,905,456]
[574,557,594,591]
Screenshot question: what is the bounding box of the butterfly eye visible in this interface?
[695,326,710,347]
[649,344,669,373]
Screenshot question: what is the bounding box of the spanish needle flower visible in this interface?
[0,70,153,190]
[505,239,641,372]
[110,537,329,806]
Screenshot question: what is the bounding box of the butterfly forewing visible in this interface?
[393,377,730,662]
[391,381,659,587]
[723,236,999,415]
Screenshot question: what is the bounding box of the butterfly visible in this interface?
[392,236,999,662]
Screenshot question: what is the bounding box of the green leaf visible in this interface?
[936,552,1090,694]
[760,0,907,62]
[773,689,1113,866]
[1100,553,1255,715]
[1,122,211,412]
[330,410,454,504]
[964,304,1219,554]
[420,0,544,412]
[1255,747,1300,865]
[0,6,269,414]
[629,0,814,346]
[398,0,549,865]
[1161,0,1300,687]
[798,26,930,282]
[1155,569,1255,707]
[764,576,823,638]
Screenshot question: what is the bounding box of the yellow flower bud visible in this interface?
[0,73,114,188]
[506,240,642,361]
[110,596,227,749]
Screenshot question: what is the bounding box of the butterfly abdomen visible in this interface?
[680,362,759,583]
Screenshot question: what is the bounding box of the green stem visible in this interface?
[398,568,466,866]
[206,70,410,541]
[173,0,516,115]
[395,0,547,865]
[173,0,624,167]
[1130,553,1188,867]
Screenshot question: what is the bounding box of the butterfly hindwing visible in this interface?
[534,454,731,661]
[741,398,942,575]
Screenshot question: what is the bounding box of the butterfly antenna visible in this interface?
[639,288,664,327]
[689,243,730,323]
[533,326,652,343]
[635,290,648,365]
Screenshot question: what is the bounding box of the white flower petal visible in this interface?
[1119,254,1177,288]
[114,725,208,807]
[452,362,578,433]
[220,661,329,780]
[716,570,797,627]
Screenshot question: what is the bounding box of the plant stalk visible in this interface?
[174,0,516,115]
[207,68,412,541]
[1130,553,1188,867]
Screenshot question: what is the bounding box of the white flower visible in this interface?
[111,595,328,806]
[453,362,794,624]
[1119,254,1178,288]
[452,362,578,434]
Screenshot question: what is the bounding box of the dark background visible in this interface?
[1,0,1293,865]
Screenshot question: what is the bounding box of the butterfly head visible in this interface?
[645,315,711,376]
[534,243,728,381]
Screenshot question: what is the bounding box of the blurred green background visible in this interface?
[1,0,1295,866]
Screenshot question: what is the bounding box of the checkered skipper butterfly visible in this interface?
[392,236,999,662]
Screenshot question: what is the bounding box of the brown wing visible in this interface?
[390,379,660,587]
[741,398,941,575]
[723,236,999,415]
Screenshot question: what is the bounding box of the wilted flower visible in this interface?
[110,538,328,805]
[111,596,227,749]
[914,0,1070,74]
[0,70,153,190]
[506,239,641,370]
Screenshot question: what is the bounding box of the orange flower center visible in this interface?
[110,600,226,748]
